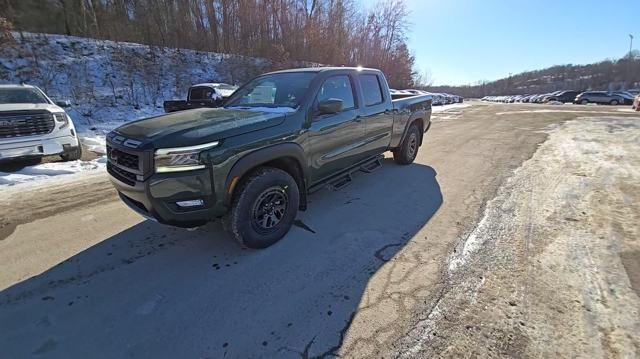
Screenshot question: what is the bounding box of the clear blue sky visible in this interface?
[398,0,639,85]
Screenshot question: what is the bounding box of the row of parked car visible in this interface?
[482,89,640,108]
[390,89,464,106]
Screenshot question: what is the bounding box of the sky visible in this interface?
[396,0,639,86]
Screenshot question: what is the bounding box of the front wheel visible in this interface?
[226,167,299,249]
[609,100,619,106]
[61,145,82,161]
[580,99,589,105]
[393,123,421,165]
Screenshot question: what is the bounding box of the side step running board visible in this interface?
[327,155,384,191]
[329,173,353,191]
[360,156,383,173]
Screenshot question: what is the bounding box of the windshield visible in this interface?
[0,88,49,104]
[214,84,237,90]
[225,72,315,109]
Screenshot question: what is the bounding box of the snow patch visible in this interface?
[0,157,106,188]
[496,109,635,116]
[432,103,471,113]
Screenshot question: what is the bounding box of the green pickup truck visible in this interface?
[106,67,432,248]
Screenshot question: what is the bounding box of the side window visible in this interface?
[359,74,384,106]
[317,75,355,110]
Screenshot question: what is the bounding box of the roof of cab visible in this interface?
[0,84,38,89]
[191,83,236,88]
[266,66,380,75]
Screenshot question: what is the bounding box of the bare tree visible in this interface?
[2,0,419,87]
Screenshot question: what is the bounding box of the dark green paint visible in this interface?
[108,68,432,226]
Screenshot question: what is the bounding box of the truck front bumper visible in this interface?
[0,134,79,160]
[108,166,228,227]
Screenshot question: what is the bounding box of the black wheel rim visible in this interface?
[251,187,288,233]
[407,133,418,159]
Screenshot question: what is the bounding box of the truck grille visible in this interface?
[106,145,140,171]
[0,111,55,138]
[107,162,136,186]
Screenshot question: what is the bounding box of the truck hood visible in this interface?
[115,107,287,148]
[0,103,64,112]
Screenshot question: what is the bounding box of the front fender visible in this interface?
[224,143,308,205]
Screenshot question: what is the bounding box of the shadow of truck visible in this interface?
[0,159,442,358]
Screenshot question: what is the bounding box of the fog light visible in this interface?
[176,199,204,208]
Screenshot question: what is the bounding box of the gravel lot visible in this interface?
[0,102,638,358]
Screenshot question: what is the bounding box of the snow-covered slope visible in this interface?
[0,32,268,154]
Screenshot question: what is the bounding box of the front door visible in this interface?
[306,75,366,184]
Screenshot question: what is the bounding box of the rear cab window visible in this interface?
[359,74,384,106]
[189,87,215,100]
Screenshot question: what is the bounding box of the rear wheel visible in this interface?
[393,123,420,165]
[226,167,299,249]
[609,99,619,106]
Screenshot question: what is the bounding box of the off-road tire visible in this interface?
[226,167,299,249]
[393,123,420,165]
[61,145,82,161]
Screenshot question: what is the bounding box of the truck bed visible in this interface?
[392,93,433,112]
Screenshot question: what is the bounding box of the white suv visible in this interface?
[0,84,81,161]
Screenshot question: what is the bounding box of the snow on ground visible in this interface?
[432,103,471,113]
[496,108,634,115]
[0,157,106,188]
[0,32,270,190]
[0,32,274,155]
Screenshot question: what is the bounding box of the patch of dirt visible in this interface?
[0,174,116,240]
[620,251,640,298]
[394,117,640,358]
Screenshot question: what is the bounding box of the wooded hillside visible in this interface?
[1,0,418,88]
[427,54,640,98]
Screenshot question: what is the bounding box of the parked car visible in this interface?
[520,95,535,103]
[611,91,635,105]
[633,94,640,111]
[544,90,582,103]
[431,93,445,106]
[537,91,559,103]
[574,91,626,105]
[106,67,432,248]
[0,84,81,162]
[163,83,238,113]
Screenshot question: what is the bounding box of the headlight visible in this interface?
[154,141,219,173]
[53,113,69,129]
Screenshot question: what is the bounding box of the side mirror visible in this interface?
[55,100,72,108]
[317,99,343,115]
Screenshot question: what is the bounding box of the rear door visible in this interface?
[562,91,579,102]
[357,73,394,158]
[589,92,605,103]
[307,74,366,183]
